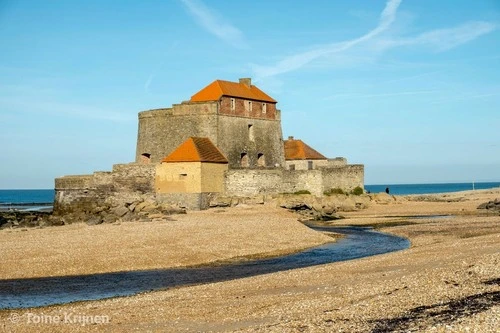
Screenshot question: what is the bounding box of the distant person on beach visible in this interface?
[385,187,390,194]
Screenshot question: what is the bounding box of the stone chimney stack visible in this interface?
[288,136,294,140]
[239,78,251,87]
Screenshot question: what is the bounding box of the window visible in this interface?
[179,173,187,179]
[248,124,254,141]
[308,161,313,170]
[240,153,249,167]
[257,153,265,167]
[262,103,267,114]
[289,164,295,171]
[231,98,235,111]
[245,100,252,114]
[140,153,151,164]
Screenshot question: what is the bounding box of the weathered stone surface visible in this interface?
[111,206,129,218]
[477,199,500,211]
[370,193,395,204]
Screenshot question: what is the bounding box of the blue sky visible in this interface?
[1,0,499,188]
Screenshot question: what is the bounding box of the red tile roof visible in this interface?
[190,79,277,103]
[162,137,228,164]
[284,138,327,160]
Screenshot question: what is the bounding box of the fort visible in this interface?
[54,78,364,212]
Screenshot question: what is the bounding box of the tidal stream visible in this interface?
[0,224,410,309]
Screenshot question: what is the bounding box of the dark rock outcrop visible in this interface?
[477,199,500,212]
[0,198,186,230]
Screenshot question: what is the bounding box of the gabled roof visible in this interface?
[190,79,277,103]
[284,138,327,160]
[162,137,228,164]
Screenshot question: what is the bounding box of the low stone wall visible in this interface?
[321,164,364,192]
[54,163,156,215]
[224,169,283,196]
[224,164,364,197]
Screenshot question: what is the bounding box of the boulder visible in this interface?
[111,206,129,218]
[477,199,500,211]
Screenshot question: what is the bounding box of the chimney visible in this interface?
[239,78,251,87]
[288,136,294,140]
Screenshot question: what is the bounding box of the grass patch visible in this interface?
[324,188,346,196]
[293,190,311,195]
[351,186,364,196]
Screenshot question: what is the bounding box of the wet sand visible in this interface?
[1,189,499,332]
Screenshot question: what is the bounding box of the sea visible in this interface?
[0,189,55,212]
[1,182,500,211]
[364,182,500,196]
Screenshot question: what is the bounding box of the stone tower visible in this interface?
[136,78,285,169]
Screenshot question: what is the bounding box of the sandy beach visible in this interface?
[1,189,499,332]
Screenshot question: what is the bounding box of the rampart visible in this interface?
[224,164,364,197]
[54,163,156,214]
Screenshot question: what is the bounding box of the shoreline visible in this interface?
[0,188,499,332]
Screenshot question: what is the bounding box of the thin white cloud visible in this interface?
[251,0,402,79]
[251,0,497,81]
[381,21,497,52]
[180,0,248,49]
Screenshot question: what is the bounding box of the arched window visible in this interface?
[257,153,265,167]
[141,153,151,164]
[240,153,249,168]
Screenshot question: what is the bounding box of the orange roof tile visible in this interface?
[190,79,277,103]
[284,138,327,160]
[162,137,228,164]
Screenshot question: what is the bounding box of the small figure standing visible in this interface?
[385,187,390,194]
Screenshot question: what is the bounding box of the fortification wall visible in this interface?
[217,115,285,168]
[54,164,156,215]
[224,164,364,197]
[321,164,364,192]
[224,169,283,196]
[136,106,219,163]
[282,170,324,196]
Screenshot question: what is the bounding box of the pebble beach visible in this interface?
[1,189,499,332]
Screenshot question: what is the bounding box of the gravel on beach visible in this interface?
[1,189,499,332]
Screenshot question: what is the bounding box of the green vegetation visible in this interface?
[351,186,364,196]
[323,188,346,196]
[293,190,311,195]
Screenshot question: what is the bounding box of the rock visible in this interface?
[370,193,395,204]
[210,197,232,207]
[477,199,500,211]
[339,197,357,212]
[86,215,103,226]
[111,206,129,217]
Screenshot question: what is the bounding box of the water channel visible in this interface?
[0,224,410,309]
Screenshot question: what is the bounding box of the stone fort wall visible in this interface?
[135,101,284,168]
[54,163,364,212]
[54,163,156,214]
[224,165,364,197]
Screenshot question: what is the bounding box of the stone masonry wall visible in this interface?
[224,165,364,197]
[136,103,218,163]
[136,100,284,168]
[54,163,156,215]
[321,164,364,192]
[224,169,283,196]
[217,115,285,169]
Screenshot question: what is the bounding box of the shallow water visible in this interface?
[0,225,410,309]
